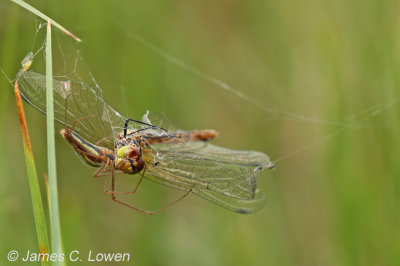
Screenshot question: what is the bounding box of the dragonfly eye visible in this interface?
[117,145,140,160]
[134,159,145,173]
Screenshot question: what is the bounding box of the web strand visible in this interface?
[3,21,399,166]
[116,24,383,129]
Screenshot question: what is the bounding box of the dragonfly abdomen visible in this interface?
[184,129,218,141]
[144,129,218,145]
[60,129,112,167]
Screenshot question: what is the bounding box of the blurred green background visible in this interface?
[1,0,399,265]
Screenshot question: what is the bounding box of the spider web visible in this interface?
[1,12,398,214]
[2,16,399,168]
[112,22,399,165]
[0,13,400,179]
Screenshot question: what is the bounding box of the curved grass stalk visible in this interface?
[10,0,81,42]
[11,1,81,265]
[14,81,49,266]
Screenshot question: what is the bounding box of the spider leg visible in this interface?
[72,114,95,131]
[124,118,167,137]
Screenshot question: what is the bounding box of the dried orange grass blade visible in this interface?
[14,81,32,154]
[14,81,50,265]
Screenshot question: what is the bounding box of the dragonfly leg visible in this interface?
[93,159,123,178]
[104,166,146,194]
[68,148,118,178]
[103,166,112,192]
[95,169,124,177]
[111,188,191,215]
[105,166,191,215]
[93,161,110,178]
[95,136,111,146]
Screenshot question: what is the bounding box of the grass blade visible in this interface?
[10,1,79,264]
[46,20,63,265]
[14,81,50,266]
[10,0,81,42]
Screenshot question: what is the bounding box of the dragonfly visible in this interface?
[17,70,274,214]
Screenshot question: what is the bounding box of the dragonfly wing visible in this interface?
[142,141,273,213]
[191,186,266,214]
[17,71,126,149]
[166,141,275,170]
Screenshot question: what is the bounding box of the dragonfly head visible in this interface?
[59,128,73,142]
[115,145,145,174]
[59,128,67,137]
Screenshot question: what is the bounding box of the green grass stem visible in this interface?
[10,2,81,264]
[45,20,63,266]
